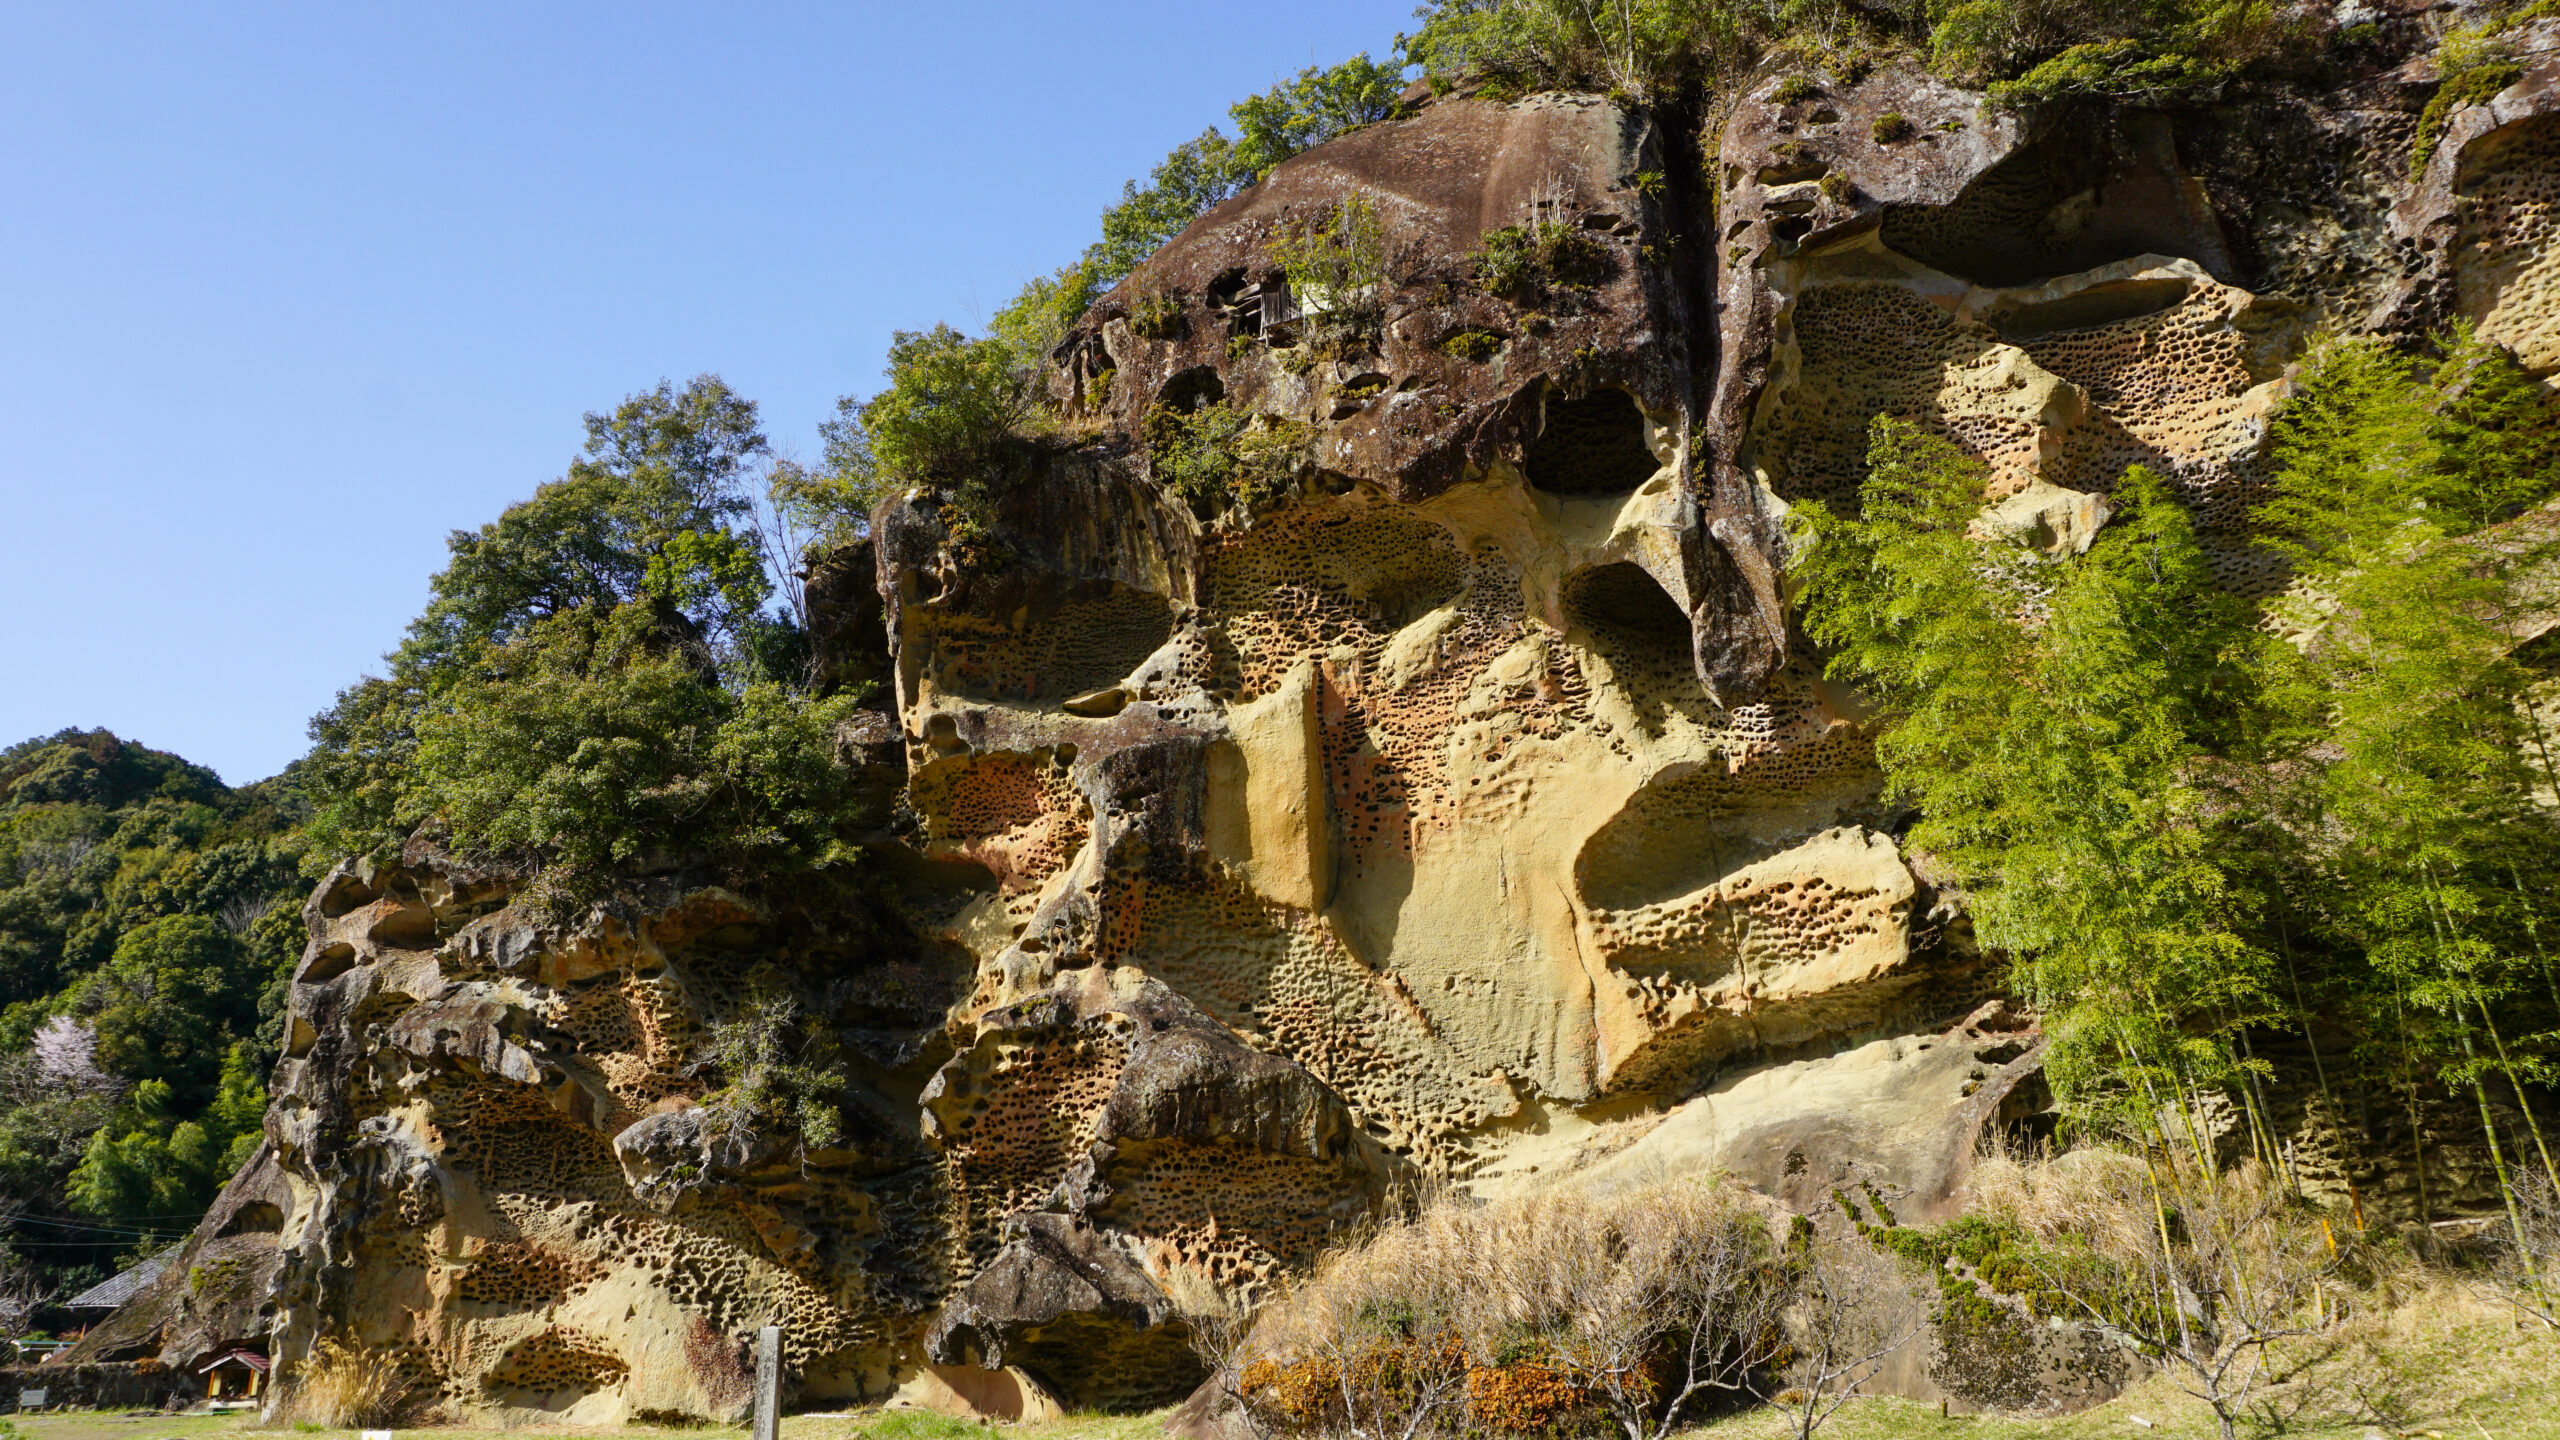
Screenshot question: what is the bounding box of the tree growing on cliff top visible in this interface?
[304,376,865,887]
[1082,54,1405,286]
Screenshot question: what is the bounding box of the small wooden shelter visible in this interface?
[194,1348,267,1400]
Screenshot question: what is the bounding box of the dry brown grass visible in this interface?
[1230,1178,1792,1440]
[273,1339,406,1429]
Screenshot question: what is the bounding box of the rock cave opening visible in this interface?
[1157,366,1225,414]
[1524,387,1659,495]
[1876,114,2234,287]
[919,580,1176,707]
[1562,561,1693,685]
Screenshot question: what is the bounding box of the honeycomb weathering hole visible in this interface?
[1525,388,1658,495]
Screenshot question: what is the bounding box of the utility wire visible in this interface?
[3,1216,202,1238]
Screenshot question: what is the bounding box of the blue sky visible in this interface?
[0,2,1404,784]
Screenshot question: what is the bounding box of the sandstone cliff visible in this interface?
[74,12,2560,1422]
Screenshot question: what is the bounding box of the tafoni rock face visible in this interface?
[79,31,2560,1423]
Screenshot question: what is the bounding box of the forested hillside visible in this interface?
[0,730,302,1309]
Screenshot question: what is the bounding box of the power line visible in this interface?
[22,1209,208,1221]
[4,1216,201,1239]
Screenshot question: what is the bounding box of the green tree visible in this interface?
[1792,423,2269,1131]
[1400,0,1784,99]
[1082,55,1406,287]
[207,1042,269,1174]
[66,1080,221,1229]
[1227,54,1406,177]
[0,733,303,1293]
[306,375,795,861]
[1087,129,1252,284]
[401,602,866,883]
[786,325,1045,557]
[74,916,254,1111]
[2247,332,2560,1234]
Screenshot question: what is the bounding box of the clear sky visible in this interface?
[0,2,1404,784]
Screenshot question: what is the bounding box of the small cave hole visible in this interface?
[1563,562,1693,670]
[317,873,378,919]
[1524,388,1659,496]
[1159,366,1226,415]
[369,904,436,949]
[219,1201,285,1237]
[300,942,358,985]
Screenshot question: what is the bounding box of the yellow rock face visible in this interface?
[224,71,2560,1425]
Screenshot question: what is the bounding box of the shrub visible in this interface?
[2497,1164,2560,1326]
[692,979,848,1161]
[835,325,1036,490]
[1473,218,1611,302]
[1144,402,1311,514]
[1774,73,1821,104]
[1771,1228,1927,1440]
[987,260,1107,373]
[1870,111,1913,142]
[1441,329,1504,361]
[1129,289,1186,339]
[2412,52,2523,175]
[1947,1145,2355,1440]
[1233,1180,1791,1440]
[1268,192,1391,352]
[799,323,1046,567]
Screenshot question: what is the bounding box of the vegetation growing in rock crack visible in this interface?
[1473,212,1613,303]
[691,980,850,1163]
[1144,401,1312,516]
[1267,192,1393,354]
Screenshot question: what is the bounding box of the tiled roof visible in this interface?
[64,1252,174,1310]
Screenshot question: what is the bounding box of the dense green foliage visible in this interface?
[773,56,1408,551]
[692,980,851,1163]
[0,730,302,1298]
[1143,401,1312,514]
[783,324,1049,559]
[1395,0,2309,107]
[1472,216,1612,302]
[1798,436,2273,1113]
[305,375,869,899]
[1792,329,2560,1221]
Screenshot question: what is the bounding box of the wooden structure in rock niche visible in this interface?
[195,1349,266,1401]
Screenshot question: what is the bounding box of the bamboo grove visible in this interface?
[1789,328,2560,1241]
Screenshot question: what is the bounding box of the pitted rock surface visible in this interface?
[84,42,2560,1421]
